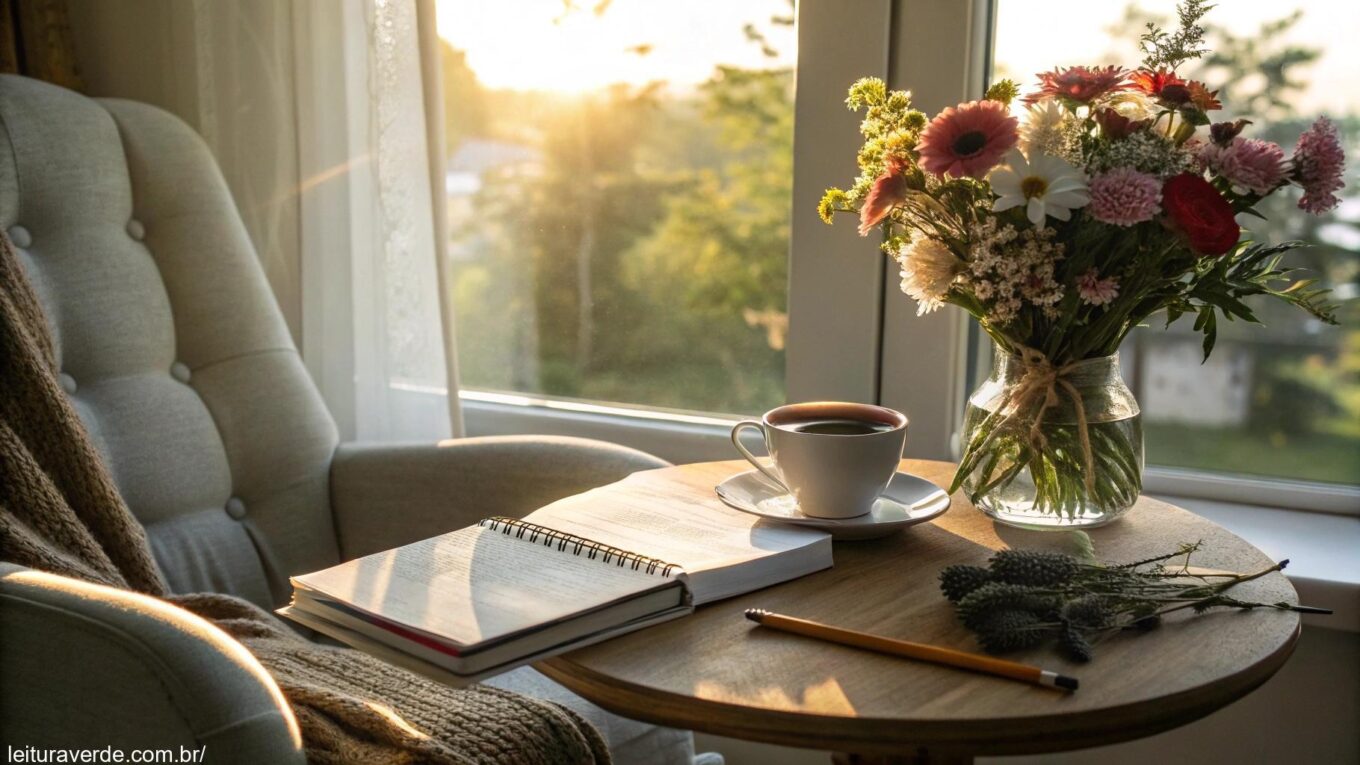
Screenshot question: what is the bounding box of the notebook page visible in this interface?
[292,523,673,648]
[522,469,828,601]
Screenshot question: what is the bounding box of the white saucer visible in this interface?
[714,469,951,540]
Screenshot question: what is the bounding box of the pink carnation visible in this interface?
[1292,116,1345,214]
[917,100,1019,179]
[1077,268,1119,306]
[1087,167,1161,226]
[1199,137,1286,195]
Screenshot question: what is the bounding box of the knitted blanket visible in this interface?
[0,234,609,764]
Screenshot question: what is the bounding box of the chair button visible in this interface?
[126,219,145,241]
[225,497,247,520]
[170,361,191,383]
[58,373,77,395]
[7,225,31,248]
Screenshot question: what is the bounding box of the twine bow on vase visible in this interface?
[1009,347,1096,493]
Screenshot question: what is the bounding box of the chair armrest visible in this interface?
[330,435,670,558]
[0,564,303,763]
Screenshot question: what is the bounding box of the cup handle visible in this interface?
[730,420,788,492]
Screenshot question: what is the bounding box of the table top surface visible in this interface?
[538,459,1300,757]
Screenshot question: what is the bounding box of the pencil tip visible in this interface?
[1055,675,1079,691]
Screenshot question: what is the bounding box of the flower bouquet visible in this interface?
[819,1,1343,527]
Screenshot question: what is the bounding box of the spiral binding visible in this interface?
[478,517,681,577]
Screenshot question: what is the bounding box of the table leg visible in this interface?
[832,750,974,765]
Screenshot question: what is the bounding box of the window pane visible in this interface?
[992,1,1359,485]
[435,0,794,416]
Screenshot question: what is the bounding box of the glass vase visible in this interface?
[956,345,1143,528]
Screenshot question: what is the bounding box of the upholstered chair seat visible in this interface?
[0,74,697,764]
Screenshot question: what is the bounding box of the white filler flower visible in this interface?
[989,150,1090,227]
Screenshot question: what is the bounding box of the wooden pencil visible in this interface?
[745,608,1079,692]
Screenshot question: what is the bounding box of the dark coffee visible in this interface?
[782,417,894,436]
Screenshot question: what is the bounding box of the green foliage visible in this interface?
[817,188,847,224]
[1139,0,1215,70]
[984,79,1020,106]
[447,10,795,415]
[844,77,887,110]
[1181,241,1339,360]
[618,63,794,412]
[440,42,488,155]
[954,405,1144,518]
[1198,11,1319,121]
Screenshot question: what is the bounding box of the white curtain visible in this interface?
[69,0,462,443]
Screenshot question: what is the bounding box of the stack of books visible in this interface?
[281,470,832,683]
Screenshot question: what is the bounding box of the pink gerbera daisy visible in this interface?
[858,155,912,235]
[1026,65,1129,105]
[917,100,1019,179]
[1293,116,1346,214]
[1199,138,1286,196]
[1088,167,1161,226]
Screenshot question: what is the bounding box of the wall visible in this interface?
[695,625,1359,764]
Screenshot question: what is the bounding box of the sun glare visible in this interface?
[994,0,1360,115]
[435,0,797,94]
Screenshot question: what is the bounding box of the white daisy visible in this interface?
[989,150,1090,227]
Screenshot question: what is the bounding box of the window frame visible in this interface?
[423,0,1359,517]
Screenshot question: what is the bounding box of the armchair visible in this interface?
[0,74,695,764]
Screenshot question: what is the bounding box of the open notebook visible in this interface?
[280,469,831,683]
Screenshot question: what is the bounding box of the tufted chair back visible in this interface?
[0,75,342,608]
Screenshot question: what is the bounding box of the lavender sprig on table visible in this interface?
[940,543,1328,662]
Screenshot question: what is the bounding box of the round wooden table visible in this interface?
[538,460,1300,763]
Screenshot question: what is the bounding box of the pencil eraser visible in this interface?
[1055,675,1079,691]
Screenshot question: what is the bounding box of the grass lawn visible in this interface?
[1144,423,1360,486]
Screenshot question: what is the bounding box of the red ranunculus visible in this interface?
[1161,173,1240,256]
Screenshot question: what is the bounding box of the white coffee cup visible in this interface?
[730,402,909,519]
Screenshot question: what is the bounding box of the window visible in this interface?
[429,0,1356,510]
[991,0,1360,488]
[434,0,796,417]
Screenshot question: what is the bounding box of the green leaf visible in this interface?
[1200,310,1217,361]
[1179,106,1212,127]
[1164,303,1186,327]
